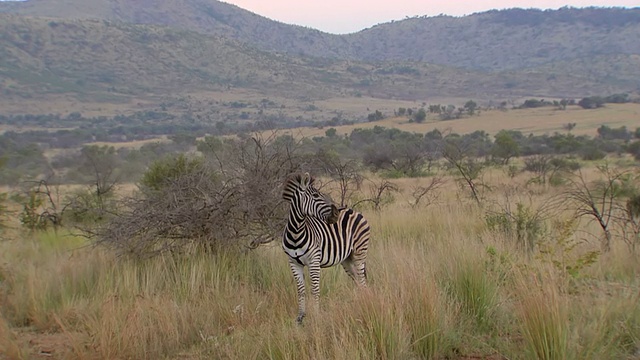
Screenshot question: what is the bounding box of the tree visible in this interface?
[390,132,427,176]
[65,146,122,226]
[428,104,443,114]
[524,155,579,186]
[140,154,205,192]
[325,128,337,138]
[521,99,550,108]
[464,100,478,116]
[578,96,605,109]
[16,177,70,232]
[0,137,50,185]
[196,136,225,154]
[362,143,394,171]
[409,176,446,209]
[565,164,628,252]
[627,140,640,160]
[440,105,457,120]
[353,178,398,211]
[367,110,384,122]
[413,108,427,123]
[169,133,197,148]
[617,193,640,253]
[597,125,631,141]
[491,130,520,165]
[314,149,363,207]
[604,93,629,103]
[559,99,570,110]
[76,145,120,212]
[441,136,486,205]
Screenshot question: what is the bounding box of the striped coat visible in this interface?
[282,173,370,323]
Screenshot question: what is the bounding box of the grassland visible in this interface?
[275,103,640,139]
[1,167,639,359]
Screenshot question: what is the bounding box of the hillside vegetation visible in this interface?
[349,8,640,69]
[0,15,345,99]
[2,1,639,72]
[0,3,639,111]
[0,0,350,58]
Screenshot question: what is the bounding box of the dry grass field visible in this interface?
[282,103,640,139]
[1,95,637,146]
[1,166,639,359]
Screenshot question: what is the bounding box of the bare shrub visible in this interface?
[537,219,600,279]
[564,165,630,252]
[314,149,363,207]
[408,176,446,209]
[524,155,579,187]
[442,139,487,205]
[94,133,307,257]
[313,150,399,211]
[353,178,398,211]
[15,177,71,232]
[485,184,561,253]
[613,191,640,253]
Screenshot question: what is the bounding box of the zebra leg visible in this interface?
[352,253,368,287]
[356,260,368,287]
[341,258,358,282]
[308,260,321,316]
[289,260,307,324]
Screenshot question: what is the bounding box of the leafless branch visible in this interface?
[564,165,629,252]
[94,132,307,257]
[409,176,446,209]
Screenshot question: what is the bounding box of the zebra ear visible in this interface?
[327,204,340,224]
[300,172,311,190]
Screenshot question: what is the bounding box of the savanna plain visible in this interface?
[1,106,640,360]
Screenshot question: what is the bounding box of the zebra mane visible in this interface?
[284,172,316,190]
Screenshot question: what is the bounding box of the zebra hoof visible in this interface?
[296,313,305,324]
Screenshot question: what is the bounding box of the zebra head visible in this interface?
[283,172,340,224]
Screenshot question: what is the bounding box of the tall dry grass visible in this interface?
[1,169,639,359]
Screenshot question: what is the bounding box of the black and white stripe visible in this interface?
[282,172,370,323]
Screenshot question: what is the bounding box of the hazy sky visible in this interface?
[224,0,639,34]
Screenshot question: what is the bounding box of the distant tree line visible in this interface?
[2,122,639,185]
[2,91,638,185]
[518,93,634,110]
[489,7,640,27]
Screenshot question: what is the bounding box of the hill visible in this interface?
[0,14,343,99]
[0,0,350,58]
[0,14,635,100]
[0,2,639,118]
[2,1,639,72]
[348,8,640,70]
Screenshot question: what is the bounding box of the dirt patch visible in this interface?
[9,328,92,360]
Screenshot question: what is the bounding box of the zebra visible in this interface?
[281,172,370,323]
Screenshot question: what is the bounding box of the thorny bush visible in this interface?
[94,133,309,258]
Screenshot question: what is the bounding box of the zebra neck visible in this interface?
[285,208,322,242]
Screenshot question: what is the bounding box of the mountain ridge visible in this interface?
[2,1,639,70]
[0,1,639,112]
